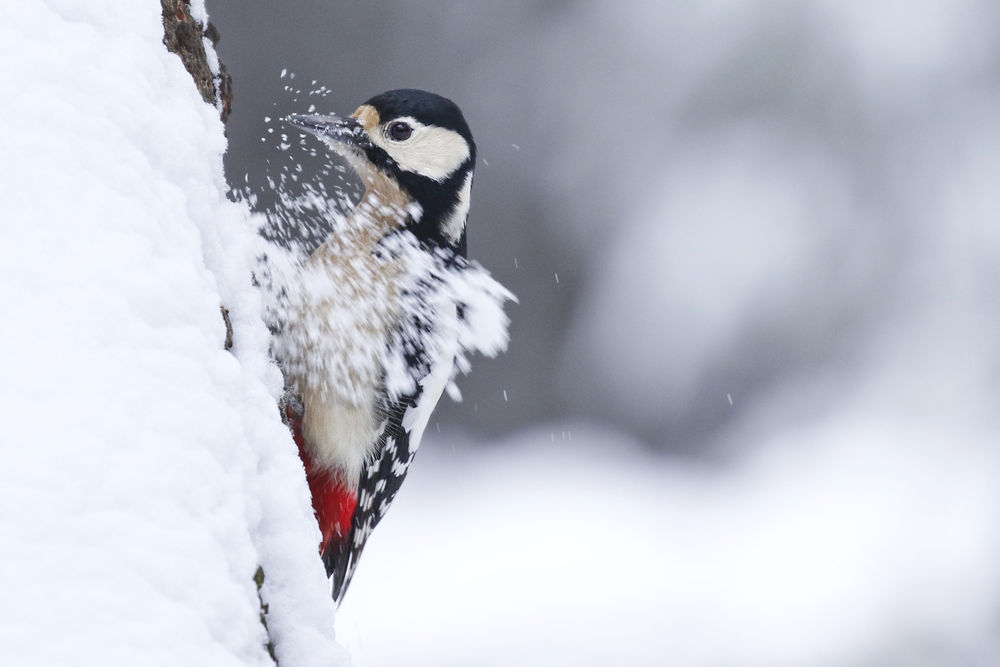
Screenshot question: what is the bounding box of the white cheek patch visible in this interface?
[369,116,470,182]
[440,171,473,243]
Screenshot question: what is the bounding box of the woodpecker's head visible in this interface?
[288,89,476,252]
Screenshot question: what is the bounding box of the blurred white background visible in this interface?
[210,1,1000,664]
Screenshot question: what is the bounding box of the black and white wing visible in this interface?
[323,302,459,605]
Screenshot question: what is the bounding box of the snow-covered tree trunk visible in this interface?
[0,2,347,665]
[160,0,236,354]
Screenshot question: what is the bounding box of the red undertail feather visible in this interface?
[285,402,358,553]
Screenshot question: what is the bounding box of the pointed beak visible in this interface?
[285,113,371,152]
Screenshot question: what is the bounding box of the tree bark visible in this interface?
[160,0,233,122]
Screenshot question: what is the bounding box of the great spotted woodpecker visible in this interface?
[281,89,482,604]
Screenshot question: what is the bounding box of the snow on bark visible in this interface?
[0,2,347,665]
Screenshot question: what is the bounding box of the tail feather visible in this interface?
[322,539,356,605]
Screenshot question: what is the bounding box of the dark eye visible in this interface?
[388,121,412,141]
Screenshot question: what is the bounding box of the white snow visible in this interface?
[0,3,347,665]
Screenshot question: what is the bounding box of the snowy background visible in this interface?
[4,1,999,666]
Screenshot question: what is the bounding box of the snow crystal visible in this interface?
[258,121,514,450]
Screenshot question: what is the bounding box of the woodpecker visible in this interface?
[281,89,479,604]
